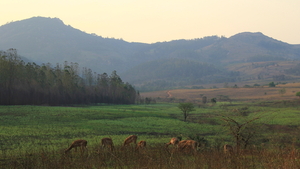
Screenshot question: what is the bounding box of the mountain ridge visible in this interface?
[1,16,300,91]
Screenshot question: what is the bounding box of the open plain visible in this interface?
[1,82,300,168]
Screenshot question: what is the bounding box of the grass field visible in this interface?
[1,84,300,168]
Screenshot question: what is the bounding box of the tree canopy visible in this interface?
[178,102,195,122]
[268,82,276,87]
[0,49,137,105]
[296,91,300,98]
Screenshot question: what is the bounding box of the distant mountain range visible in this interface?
[1,17,300,91]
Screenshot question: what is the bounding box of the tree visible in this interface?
[221,115,261,153]
[268,82,276,87]
[296,91,300,98]
[178,102,195,122]
[211,98,217,104]
[145,97,152,104]
[202,96,207,104]
[0,49,23,104]
[0,49,137,105]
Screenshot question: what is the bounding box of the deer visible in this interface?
[123,135,138,146]
[165,137,180,148]
[101,137,114,151]
[223,144,234,154]
[177,140,199,153]
[64,139,88,154]
[136,140,146,150]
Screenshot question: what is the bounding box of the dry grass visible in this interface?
[226,61,300,80]
[142,82,300,102]
[2,145,300,169]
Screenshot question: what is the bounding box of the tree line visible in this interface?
[0,49,137,105]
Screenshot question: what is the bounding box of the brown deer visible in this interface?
[136,140,146,150]
[178,140,199,153]
[123,135,138,146]
[165,137,180,148]
[65,139,88,154]
[101,137,114,151]
[223,144,234,154]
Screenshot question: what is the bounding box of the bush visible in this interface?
[268,82,276,87]
[296,91,300,98]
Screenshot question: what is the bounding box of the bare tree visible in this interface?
[221,115,261,153]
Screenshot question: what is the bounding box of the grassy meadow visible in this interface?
[1,83,300,168]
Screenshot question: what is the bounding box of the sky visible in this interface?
[1,0,300,44]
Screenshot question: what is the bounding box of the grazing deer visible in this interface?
[165,137,180,148]
[178,140,199,153]
[65,139,88,154]
[224,144,234,154]
[101,137,114,151]
[136,140,146,150]
[123,135,137,146]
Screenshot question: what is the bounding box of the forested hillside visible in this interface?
[0,49,136,105]
[124,58,241,91]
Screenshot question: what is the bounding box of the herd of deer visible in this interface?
[64,135,234,154]
[64,135,144,154]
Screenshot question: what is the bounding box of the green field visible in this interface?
[1,101,300,168]
[0,104,216,152]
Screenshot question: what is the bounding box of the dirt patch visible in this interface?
[167,91,172,98]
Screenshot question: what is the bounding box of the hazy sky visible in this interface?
[1,0,300,44]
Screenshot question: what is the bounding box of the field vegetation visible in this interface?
[1,83,300,168]
[142,82,300,102]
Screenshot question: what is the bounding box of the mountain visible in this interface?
[0,17,146,73]
[1,17,300,91]
[205,32,300,63]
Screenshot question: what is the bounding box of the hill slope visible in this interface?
[0,17,145,73]
[1,17,300,91]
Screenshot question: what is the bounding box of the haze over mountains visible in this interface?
[1,17,300,91]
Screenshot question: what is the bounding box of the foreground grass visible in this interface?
[1,145,300,169]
